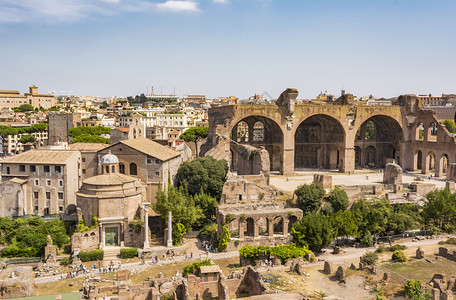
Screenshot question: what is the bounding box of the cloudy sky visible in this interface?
[0,0,455,99]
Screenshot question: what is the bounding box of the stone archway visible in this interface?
[294,114,345,171]
[231,116,284,173]
[354,115,403,168]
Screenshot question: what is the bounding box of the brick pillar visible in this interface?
[253,220,259,238]
[268,218,274,237]
[423,154,430,174]
[238,221,244,239]
[283,220,289,235]
[341,147,355,174]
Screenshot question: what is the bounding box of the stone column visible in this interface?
[120,222,125,248]
[268,218,274,237]
[143,203,151,249]
[99,224,103,249]
[167,211,173,248]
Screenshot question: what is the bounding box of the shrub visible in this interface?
[361,251,378,266]
[360,232,373,247]
[392,250,407,262]
[2,246,39,258]
[78,250,104,262]
[120,248,138,259]
[60,257,73,266]
[438,238,456,245]
[239,244,311,264]
[375,245,387,253]
[217,225,231,251]
[388,244,406,252]
[182,259,212,276]
[404,280,431,299]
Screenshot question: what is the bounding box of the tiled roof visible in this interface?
[116,138,180,161]
[70,143,108,151]
[1,150,79,165]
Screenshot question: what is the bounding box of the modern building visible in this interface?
[0,149,82,216]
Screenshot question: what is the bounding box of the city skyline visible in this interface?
[1,0,455,99]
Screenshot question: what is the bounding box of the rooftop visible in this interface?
[114,137,180,161]
[1,150,79,165]
[82,172,138,185]
[200,265,221,274]
[70,143,108,151]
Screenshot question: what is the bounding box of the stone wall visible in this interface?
[71,227,99,252]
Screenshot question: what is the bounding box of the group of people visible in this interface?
[59,261,121,280]
[201,240,215,254]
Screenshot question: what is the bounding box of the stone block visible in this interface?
[313,174,332,189]
[323,261,333,274]
[394,184,403,193]
[433,288,440,300]
[446,181,456,193]
[383,163,402,184]
[410,182,437,195]
[117,269,130,281]
[442,290,454,300]
[44,245,57,264]
[373,185,383,196]
[439,247,449,257]
[416,248,424,259]
[335,266,345,280]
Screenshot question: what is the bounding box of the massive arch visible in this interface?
[231,116,284,173]
[294,114,345,171]
[354,115,403,168]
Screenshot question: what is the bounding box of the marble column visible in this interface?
[98,224,103,249]
[143,203,151,249]
[167,211,173,248]
[120,222,125,248]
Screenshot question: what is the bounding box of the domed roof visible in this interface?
[100,150,119,164]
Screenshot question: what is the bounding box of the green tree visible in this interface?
[327,187,349,212]
[72,134,109,144]
[392,250,407,262]
[217,225,231,251]
[154,186,203,245]
[291,213,334,252]
[19,135,36,144]
[294,183,325,215]
[176,157,228,200]
[351,198,392,237]
[17,104,34,112]
[422,189,456,232]
[331,210,358,238]
[443,120,456,134]
[192,193,218,224]
[180,127,209,142]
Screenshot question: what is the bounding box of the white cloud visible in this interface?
[213,0,228,3]
[156,1,199,12]
[0,0,198,24]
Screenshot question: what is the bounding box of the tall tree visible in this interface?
[294,183,325,215]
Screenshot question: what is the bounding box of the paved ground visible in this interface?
[269,169,447,192]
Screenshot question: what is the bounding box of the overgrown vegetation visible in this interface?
[182,259,213,276]
[361,251,378,265]
[0,217,71,258]
[217,225,231,251]
[392,250,407,262]
[404,280,431,300]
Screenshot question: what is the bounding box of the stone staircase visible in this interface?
[103,247,120,266]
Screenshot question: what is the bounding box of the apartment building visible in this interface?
[0,86,56,109]
[0,150,81,216]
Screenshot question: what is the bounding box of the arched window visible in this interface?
[111,165,115,173]
[119,163,125,174]
[105,166,109,173]
[253,121,264,142]
[130,163,137,175]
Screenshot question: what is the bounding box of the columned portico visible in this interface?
[98,217,125,249]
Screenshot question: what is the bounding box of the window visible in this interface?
[82,158,85,162]
[44,165,50,173]
[130,163,137,175]
[6,167,9,174]
[34,179,39,186]
[59,206,64,212]
[46,179,51,186]
[58,180,63,187]
[112,166,115,173]
[46,192,51,200]
[105,166,109,173]
[119,164,125,174]
[155,171,159,176]
[34,191,39,199]
[35,206,38,212]
[55,166,61,173]
[155,159,160,164]
[147,156,152,164]
[82,169,86,174]
[58,192,64,200]
[30,165,36,172]
[19,165,25,172]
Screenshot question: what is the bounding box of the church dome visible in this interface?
[100,150,119,164]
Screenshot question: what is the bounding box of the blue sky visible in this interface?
[0,0,455,99]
